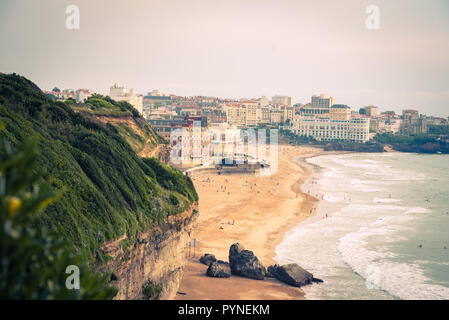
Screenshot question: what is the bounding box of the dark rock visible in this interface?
[267,265,278,278]
[228,243,266,280]
[200,253,217,266]
[217,260,228,265]
[265,271,275,278]
[312,277,324,283]
[206,262,231,278]
[274,263,314,287]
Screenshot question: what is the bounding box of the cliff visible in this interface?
[0,73,198,299]
[71,96,171,163]
[99,203,198,299]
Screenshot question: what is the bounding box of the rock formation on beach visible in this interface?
[206,262,231,278]
[199,253,217,266]
[270,263,323,287]
[228,243,266,280]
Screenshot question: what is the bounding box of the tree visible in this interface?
[0,138,117,299]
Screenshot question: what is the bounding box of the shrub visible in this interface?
[0,138,117,299]
[142,280,162,300]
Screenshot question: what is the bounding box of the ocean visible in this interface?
[274,152,449,300]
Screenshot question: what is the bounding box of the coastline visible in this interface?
[175,145,340,300]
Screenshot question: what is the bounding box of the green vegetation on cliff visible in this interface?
[374,133,449,153]
[70,94,162,155]
[0,73,198,262]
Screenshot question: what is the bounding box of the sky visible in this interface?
[1,0,448,116]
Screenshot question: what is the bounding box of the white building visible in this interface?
[292,115,370,142]
[75,89,94,103]
[109,83,143,114]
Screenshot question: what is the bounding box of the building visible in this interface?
[148,89,162,96]
[375,118,402,134]
[278,106,294,123]
[291,115,370,142]
[75,89,93,103]
[400,110,427,135]
[109,83,143,114]
[202,108,227,124]
[272,95,292,106]
[208,123,242,164]
[300,94,335,117]
[360,105,379,117]
[143,94,172,116]
[224,103,246,127]
[242,100,259,127]
[329,104,351,120]
[224,101,259,127]
[311,94,335,108]
[270,110,282,124]
[258,106,271,124]
[257,96,270,107]
[46,89,75,101]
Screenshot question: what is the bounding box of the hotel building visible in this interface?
[292,115,370,142]
[291,100,370,142]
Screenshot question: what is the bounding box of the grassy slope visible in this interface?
[71,95,162,154]
[0,74,197,262]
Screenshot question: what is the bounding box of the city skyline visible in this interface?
[1,0,449,117]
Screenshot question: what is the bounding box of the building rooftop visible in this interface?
[331,104,350,109]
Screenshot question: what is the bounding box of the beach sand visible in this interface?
[175,145,325,300]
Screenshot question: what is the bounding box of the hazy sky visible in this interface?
[1,0,448,116]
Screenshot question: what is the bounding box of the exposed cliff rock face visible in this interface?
[98,203,198,300]
[139,143,171,164]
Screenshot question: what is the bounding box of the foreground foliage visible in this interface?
[0,139,117,299]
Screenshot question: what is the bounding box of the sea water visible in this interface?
[274,152,449,300]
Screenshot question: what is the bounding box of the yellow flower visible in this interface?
[6,196,22,219]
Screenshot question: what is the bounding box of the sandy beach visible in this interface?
[176,145,329,300]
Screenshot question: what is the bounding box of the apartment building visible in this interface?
[242,100,259,127]
[224,101,259,127]
[109,83,143,114]
[270,110,282,124]
[225,103,246,127]
[258,106,271,124]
